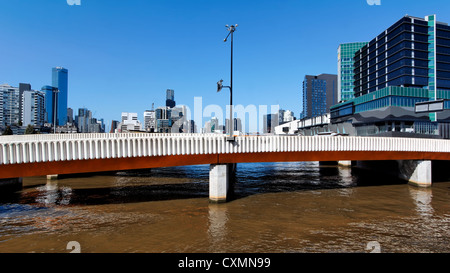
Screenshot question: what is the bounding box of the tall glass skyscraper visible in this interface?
[302,74,337,119]
[166,89,175,108]
[52,67,68,126]
[42,85,56,124]
[337,42,368,102]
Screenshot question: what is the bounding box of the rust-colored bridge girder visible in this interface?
[0,150,449,180]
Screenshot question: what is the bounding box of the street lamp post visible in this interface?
[218,24,238,141]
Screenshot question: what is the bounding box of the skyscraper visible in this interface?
[337,42,368,102]
[18,83,32,124]
[76,108,91,133]
[263,113,279,134]
[41,85,56,124]
[302,74,338,119]
[67,107,74,123]
[0,84,20,127]
[225,118,242,135]
[52,67,68,126]
[166,89,175,108]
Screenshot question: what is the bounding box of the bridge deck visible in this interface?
[0,133,449,179]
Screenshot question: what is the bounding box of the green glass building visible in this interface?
[328,15,450,139]
[337,42,368,102]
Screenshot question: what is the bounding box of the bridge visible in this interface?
[1,133,449,202]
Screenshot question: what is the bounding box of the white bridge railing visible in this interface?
[0,133,449,165]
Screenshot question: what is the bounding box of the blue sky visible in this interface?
[1,0,450,131]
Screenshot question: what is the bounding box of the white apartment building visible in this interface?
[22,90,45,126]
[119,112,143,132]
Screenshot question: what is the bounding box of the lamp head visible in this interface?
[217,79,224,92]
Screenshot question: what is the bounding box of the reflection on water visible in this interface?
[35,181,73,206]
[409,187,434,218]
[208,204,228,252]
[0,162,449,253]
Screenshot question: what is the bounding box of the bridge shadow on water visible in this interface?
[0,162,415,207]
[229,162,407,201]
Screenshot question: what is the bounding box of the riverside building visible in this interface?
[329,15,450,139]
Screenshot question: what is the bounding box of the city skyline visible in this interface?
[1,0,450,130]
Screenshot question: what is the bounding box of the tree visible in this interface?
[25,124,35,134]
[2,126,13,135]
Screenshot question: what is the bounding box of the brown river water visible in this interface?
[0,162,449,253]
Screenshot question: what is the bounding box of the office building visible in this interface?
[155,106,172,132]
[337,42,368,102]
[18,83,32,124]
[144,110,156,132]
[204,117,220,133]
[52,67,68,126]
[119,112,142,132]
[278,109,295,124]
[188,120,197,133]
[41,85,56,124]
[74,107,105,133]
[166,89,175,108]
[302,74,338,119]
[156,119,172,133]
[76,108,91,133]
[67,108,74,124]
[0,84,21,127]
[155,106,171,120]
[263,113,279,134]
[330,15,450,138]
[110,120,120,133]
[353,15,450,97]
[22,90,45,126]
[225,118,242,135]
[88,118,103,133]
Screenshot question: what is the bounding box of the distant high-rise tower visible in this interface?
[166,89,175,108]
[18,83,32,124]
[41,85,56,124]
[302,74,338,119]
[52,67,68,126]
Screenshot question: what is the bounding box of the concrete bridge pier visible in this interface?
[209,163,236,203]
[355,160,433,187]
[47,174,59,180]
[338,161,353,167]
[397,160,432,188]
